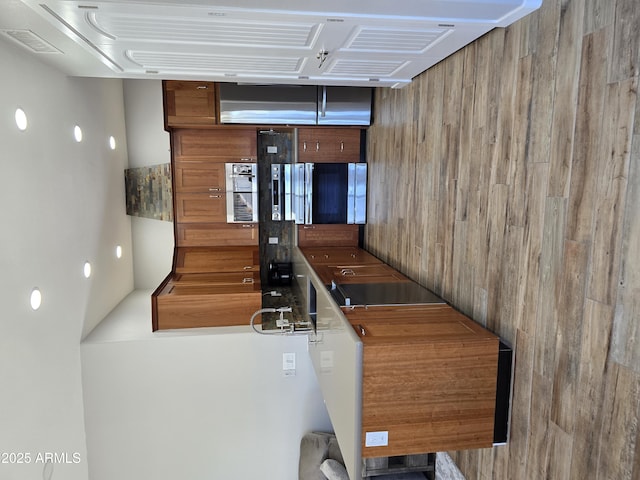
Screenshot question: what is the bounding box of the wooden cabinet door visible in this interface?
[175,193,226,223]
[176,223,258,247]
[174,161,225,193]
[173,128,257,161]
[175,246,259,273]
[164,81,217,127]
[297,224,359,247]
[298,128,361,163]
[156,283,262,329]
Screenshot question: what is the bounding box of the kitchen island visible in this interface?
[291,246,503,480]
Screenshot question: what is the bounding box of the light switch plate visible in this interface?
[267,145,278,154]
[283,352,296,370]
[269,237,279,244]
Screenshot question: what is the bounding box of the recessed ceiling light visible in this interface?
[115,245,122,258]
[74,125,83,142]
[15,108,28,131]
[30,288,42,310]
[109,136,116,150]
[83,261,92,278]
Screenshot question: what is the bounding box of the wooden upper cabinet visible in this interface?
[298,128,362,163]
[173,128,257,162]
[164,80,218,128]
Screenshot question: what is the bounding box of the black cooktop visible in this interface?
[329,281,446,307]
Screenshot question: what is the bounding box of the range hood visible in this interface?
[218,83,372,126]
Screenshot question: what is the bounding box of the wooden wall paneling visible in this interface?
[546,0,583,198]
[611,134,640,371]
[597,363,640,478]
[565,28,608,243]
[533,197,566,378]
[608,0,640,83]
[587,78,637,305]
[569,298,613,478]
[505,329,533,479]
[366,1,640,477]
[550,240,588,434]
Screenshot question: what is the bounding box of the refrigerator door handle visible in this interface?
[305,163,314,224]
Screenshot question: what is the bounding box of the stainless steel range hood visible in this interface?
[219,83,372,125]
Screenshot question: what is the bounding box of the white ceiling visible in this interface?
[0,0,541,87]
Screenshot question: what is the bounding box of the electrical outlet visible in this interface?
[269,237,279,244]
[365,431,389,447]
[283,352,296,370]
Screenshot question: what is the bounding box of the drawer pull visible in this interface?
[243,266,253,270]
[316,141,320,152]
[357,324,367,336]
[196,85,208,89]
[208,187,221,192]
[303,141,307,152]
[340,269,355,276]
[242,277,254,284]
[209,194,222,198]
[340,141,344,152]
[241,224,253,228]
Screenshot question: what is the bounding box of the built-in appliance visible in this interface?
[219,84,372,126]
[271,162,367,224]
[225,163,258,223]
[329,281,446,307]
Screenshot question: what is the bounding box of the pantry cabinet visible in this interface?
[173,128,257,162]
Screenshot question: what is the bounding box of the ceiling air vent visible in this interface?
[1,29,61,54]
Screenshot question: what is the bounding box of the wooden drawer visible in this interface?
[301,247,382,266]
[173,128,257,161]
[174,246,259,273]
[314,263,410,285]
[298,224,359,247]
[176,223,259,247]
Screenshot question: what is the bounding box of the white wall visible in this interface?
[82,306,332,480]
[122,79,175,289]
[0,37,134,480]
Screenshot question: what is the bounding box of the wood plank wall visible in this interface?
[365,0,640,478]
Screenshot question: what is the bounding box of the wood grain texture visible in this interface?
[366,0,640,476]
[344,305,498,458]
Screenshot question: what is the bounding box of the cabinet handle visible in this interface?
[243,266,253,270]
[242,277,254,284]
[316,141,320,152]
[340,141,344,152]
[208,187,221,192]
[324,254,329,259]
[303,225,315,229]
[241,224,253,228]
[340,269,355,276]
[357,324,367,336]
[240,158,255,162]
[303,141,307,152]
[209,194,222,198]
[196,85,208,89]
